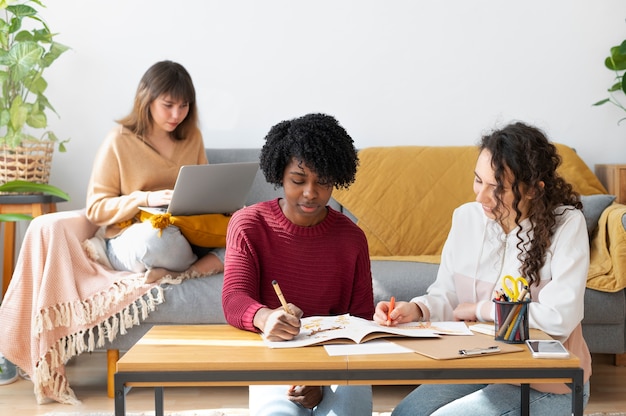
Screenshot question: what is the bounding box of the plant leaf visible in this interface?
[608,81,622,92]
[41,41,69,68]
[9,95,27,131]
[592,98,611,106]
[0,180,69,200]
[8,41,43,81]
[0,213,33,222]
[6,4,38,19]
[606,46,626,71]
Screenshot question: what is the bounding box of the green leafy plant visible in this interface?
[593,39,626,124]
[0,179,69,221]
[0,0,70,151]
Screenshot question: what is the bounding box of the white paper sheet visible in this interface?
[324,339,416,356]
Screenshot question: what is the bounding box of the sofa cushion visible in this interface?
[333,146,478,257]
[580,194,616,236]
[553,144,608,195]
[332,144,606,258]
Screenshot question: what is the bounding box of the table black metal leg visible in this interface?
[520,384,530,416]
[571,369,584,416]
[114,374,129,416]
[155,387,164,416]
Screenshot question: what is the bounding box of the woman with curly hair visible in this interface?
[375,122,591,415]
[222,113,374,415]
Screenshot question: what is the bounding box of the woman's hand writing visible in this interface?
[374,300,422,326]
[253,305,303,341]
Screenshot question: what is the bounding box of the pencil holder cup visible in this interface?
[493,299,531,344]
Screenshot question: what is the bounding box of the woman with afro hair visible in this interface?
[222,113,374,415]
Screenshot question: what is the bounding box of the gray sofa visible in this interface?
[102,149,626,354]
[99,147,626,395]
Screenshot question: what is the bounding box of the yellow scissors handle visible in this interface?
[502,275,529,301]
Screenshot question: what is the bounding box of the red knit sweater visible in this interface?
[222,198,374,332]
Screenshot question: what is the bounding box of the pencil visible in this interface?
[271,279,294,315]
[497,303,522,338]
[387,296,395,324]
[508,302,527,341]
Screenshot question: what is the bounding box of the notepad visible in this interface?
[470,323,496,336]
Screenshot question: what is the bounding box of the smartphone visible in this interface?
[525,340,570,358]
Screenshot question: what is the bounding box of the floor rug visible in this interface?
[43,411,248,416]
[43,412,625,416]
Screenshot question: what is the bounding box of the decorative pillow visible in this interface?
[580,194,616,236]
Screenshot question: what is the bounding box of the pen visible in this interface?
[387,296,395,324]
[272,279,295,315]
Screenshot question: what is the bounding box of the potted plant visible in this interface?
[593,38,626,124]
[0,0,69,185]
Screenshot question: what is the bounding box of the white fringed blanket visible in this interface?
[0,210,162,404]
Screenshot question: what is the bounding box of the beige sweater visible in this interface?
[86,125,207,238]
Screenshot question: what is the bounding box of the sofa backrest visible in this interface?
[332,144,609,258]
[207,145,609,258]
[205,148,342,211]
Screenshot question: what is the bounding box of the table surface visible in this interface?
[117,324,581,382]
[115,324,584,416]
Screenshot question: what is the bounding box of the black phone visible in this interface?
[525,340,570,358]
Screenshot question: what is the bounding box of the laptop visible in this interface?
[140,162,260,216]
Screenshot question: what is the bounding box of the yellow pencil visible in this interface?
[272,279,295,315]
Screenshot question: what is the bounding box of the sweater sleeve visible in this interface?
[527,209,589,339]
[222,208,266,332]
[410,207,463,321]
[85,128,150,228]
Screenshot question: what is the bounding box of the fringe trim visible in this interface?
[157,269,204,285]
[32,280,164,405]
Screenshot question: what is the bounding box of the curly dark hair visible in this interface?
[480,122,582,286]
[259,113,359,189]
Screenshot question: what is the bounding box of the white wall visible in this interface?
[40,0,626,211]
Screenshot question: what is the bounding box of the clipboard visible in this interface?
[392,333,523,360]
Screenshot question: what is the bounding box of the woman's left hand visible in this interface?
[453,302,477,322]
[287,385,323,409]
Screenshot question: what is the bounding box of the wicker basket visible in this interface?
[0,141,54,186]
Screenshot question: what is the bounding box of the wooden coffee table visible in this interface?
[114,325,584,416]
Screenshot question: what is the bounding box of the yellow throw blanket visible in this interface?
[333,144,625,292]
[587,204,626,292]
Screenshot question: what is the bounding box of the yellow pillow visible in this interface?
[138,211,231,248]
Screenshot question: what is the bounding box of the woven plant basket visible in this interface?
[0,141,54,186]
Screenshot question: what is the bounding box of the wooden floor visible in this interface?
[0,352,625,415]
